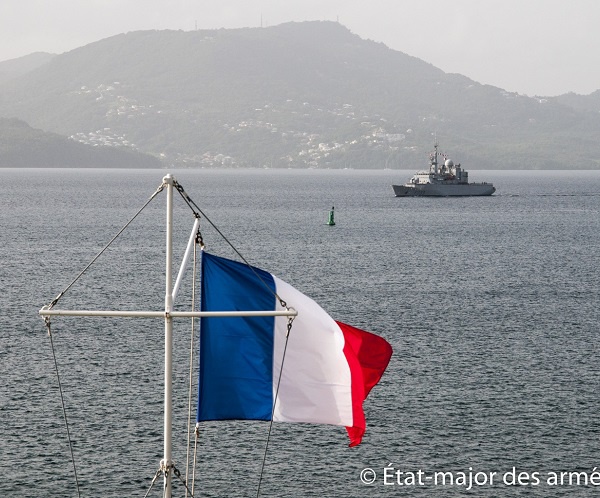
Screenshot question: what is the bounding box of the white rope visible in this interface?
[191,425,200,497]
[185,236,200,497]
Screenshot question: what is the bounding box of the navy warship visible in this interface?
[392,144,495,197]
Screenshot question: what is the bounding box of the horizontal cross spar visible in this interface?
[39,309,297,318]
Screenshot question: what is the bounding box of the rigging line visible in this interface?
[173,465,195,497]
[255,315,295,498]
[46,181,165,310]
[191,425,200,498]
[142,469,162,498]
[173,181,200,218]
[173,180,288,309]
[185,238,200,498]
[45,318,81,498]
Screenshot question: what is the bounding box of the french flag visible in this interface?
[197,252,392,447]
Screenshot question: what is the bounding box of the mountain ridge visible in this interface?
[0,52,56,84]
[1,21,599,169]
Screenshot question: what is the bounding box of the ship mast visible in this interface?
[432,141,439,175]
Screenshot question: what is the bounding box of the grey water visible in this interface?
[1,168,599,497]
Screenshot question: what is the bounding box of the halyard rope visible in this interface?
[191,425,200,497]
[185,230,201,497]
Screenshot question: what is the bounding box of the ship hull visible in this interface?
[392,183,496,197]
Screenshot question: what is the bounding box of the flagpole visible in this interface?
[163,174,174,498]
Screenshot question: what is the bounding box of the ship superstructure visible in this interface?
[392,144,495,197]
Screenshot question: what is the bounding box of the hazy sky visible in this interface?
[1,0,599,96]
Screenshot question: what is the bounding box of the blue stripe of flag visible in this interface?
[197,252,277,422]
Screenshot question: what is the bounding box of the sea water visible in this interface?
[1,168,599,497]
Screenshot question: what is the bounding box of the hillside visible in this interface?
[550,91,600,114]
[0,117,162,168]
[0,52,56,84]
[1,21,599,169]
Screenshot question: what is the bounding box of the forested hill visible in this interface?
[0,118,161,168]
[1,21,599,169]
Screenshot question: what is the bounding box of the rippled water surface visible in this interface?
[2,168,600,497]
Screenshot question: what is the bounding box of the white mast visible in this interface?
[163,174,174,497]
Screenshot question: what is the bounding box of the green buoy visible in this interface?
[327,206,335,226]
